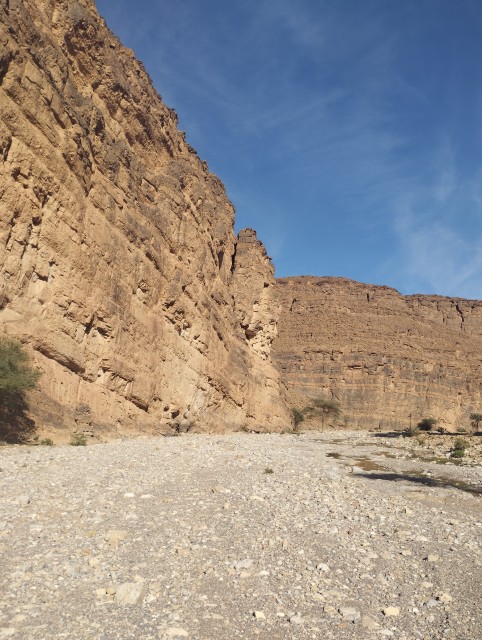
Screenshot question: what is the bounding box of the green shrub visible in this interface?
[450,448,464,459]
[0,338,41,443]
[453,438,468,451]
[291,408,305,430]
[417,417,438,432]
[39,438,54,446]
[0,338,41,396]
[264,467,274,474]
[450,437,468,459]
[70,433,87,446]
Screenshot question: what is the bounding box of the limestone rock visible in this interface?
[274,277,482,430]
[0,0,290,435]
[114,582,145,605]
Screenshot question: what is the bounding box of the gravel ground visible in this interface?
[0,431,481,640]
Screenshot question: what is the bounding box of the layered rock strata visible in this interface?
[0,0,289,434]
[274,277,482,431]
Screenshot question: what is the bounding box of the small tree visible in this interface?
[0,338,40,396]
[0,338,40,442]
[291,408,305,431]
[469,413,482,433]
[417,417,438,432]
[450,438,468,459]
[305,397,341,428]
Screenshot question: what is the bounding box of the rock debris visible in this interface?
[0,430,480,639]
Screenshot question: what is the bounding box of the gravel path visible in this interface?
[1,431,481,640]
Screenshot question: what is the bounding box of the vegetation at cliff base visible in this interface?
[291,408,305,430]
[0,337,40,442]
[417,417,438,432]
[469,413,482,433]
[0,337,40,396]
[303,397,341,428]
[70,433,87,446]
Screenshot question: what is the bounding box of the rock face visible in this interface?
[2,0,480,438]
[0,0,289,434]
[274,277,482,431]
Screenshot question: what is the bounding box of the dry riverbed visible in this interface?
[0,431,481,640]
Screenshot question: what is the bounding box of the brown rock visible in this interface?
[0,0,289,435]
[274,276,482,430]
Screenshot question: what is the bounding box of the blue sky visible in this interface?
[96,0,482,299]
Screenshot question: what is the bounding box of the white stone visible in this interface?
[339,607,360,621]
[382,606,400,617]
[362,615,379,630]
[437,593,452,604]
[115,582,145,605]
[105,530,128,547]
[166,629,189,638]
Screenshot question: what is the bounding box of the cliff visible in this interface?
[0,0,290,436]
[274,276,482,431]
[2,0,480,439]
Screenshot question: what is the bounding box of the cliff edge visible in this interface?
[0,0,290,435]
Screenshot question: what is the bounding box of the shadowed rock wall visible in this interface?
[0,0,289,435]
[274,276,482,431]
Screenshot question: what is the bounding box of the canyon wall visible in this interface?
[2,0,480,439]
[0,0,289,436]
[274,277,482,431]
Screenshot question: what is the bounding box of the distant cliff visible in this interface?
[0,0,289,435]
[274,276,482,431]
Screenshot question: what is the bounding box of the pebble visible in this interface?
[383,606,400,617]
[339,607,361,621]
[212,485,225,494]
[105,530,128,547]
[362,615,379,630]
[114,582,145,605]
[437,593,453,604]
[0,431,480,639]
[166,629,189,638]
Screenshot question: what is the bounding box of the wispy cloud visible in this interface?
[97,0,482,299]
[389,136,482,298]
[393,211,482,299]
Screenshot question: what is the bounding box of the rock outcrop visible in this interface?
[2,0,480,439]
[0,0,289,435]
[274,277,482,431]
